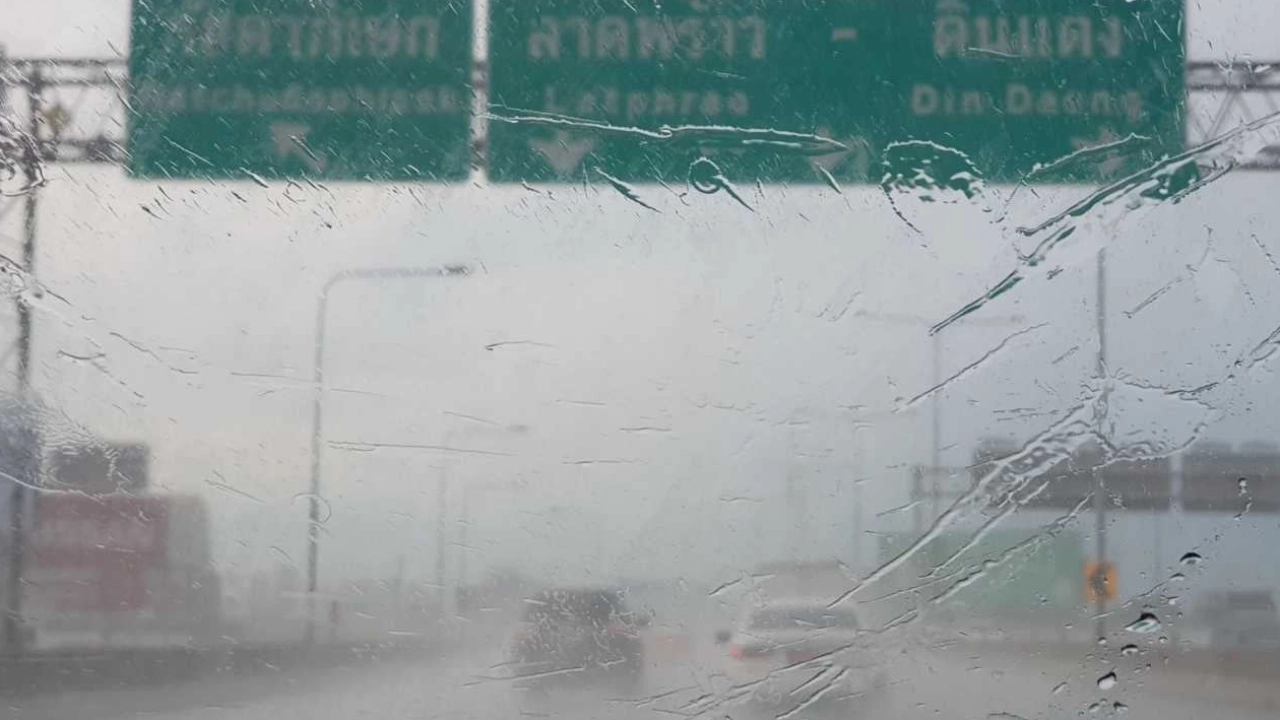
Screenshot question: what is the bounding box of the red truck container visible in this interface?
[24,493,221,650]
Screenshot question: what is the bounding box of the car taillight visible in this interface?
[729,643,769,659]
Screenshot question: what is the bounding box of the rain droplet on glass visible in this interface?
[1097,671,1117,691]
[1125,612,1162,634]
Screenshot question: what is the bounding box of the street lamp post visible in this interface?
[853,310,1025,533]
[305,264,469,644]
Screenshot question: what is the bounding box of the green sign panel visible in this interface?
[128,0,472,180]
[877,529,1085,618]
[487,0,1184,184]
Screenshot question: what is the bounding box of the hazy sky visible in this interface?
[3,0,1280,612]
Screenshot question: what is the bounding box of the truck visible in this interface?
[23,493,222,651]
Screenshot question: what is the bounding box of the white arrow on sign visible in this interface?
[271,122,326,173]
[810,128,871,177]
[530,131,598,175]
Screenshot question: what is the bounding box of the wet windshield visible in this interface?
[3,1,1280,719]
[749,608,860,631]
[523,590,626,625]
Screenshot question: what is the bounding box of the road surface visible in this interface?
[0,632,1275,720]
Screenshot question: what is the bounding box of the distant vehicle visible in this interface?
[24,493,221,650]
[507,587,649,689]
[1200,591,1280,648]
[717,598,886,710]
[47,440,150,494]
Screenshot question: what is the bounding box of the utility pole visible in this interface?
[1093,250,1109,640]
[1,55,125,655]
[16,62,41,391]
[0,45,15,656]
[3,58,43,655]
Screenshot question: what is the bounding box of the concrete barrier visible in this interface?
[0,636,449,697]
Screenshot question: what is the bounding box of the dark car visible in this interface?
[507,587,647,688]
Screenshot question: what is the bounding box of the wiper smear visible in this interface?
[488,108,848,155]
[932,110,1280,335]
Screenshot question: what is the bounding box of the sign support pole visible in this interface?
[3,63,43,655]
[1093,249,1109,640]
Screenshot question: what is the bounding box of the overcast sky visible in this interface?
[3,1,1280,615]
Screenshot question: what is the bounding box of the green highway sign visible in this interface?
[487,0,1184,184]
[878,529,1086,620]
[128,0,472,180]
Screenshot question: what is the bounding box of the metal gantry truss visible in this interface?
[1186,60,1280,169]
[1,57,129,167]
[1,56,1279,174]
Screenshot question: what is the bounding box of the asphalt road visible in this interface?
[0,632,1275,720]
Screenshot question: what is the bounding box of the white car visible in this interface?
[719,598,887,712]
